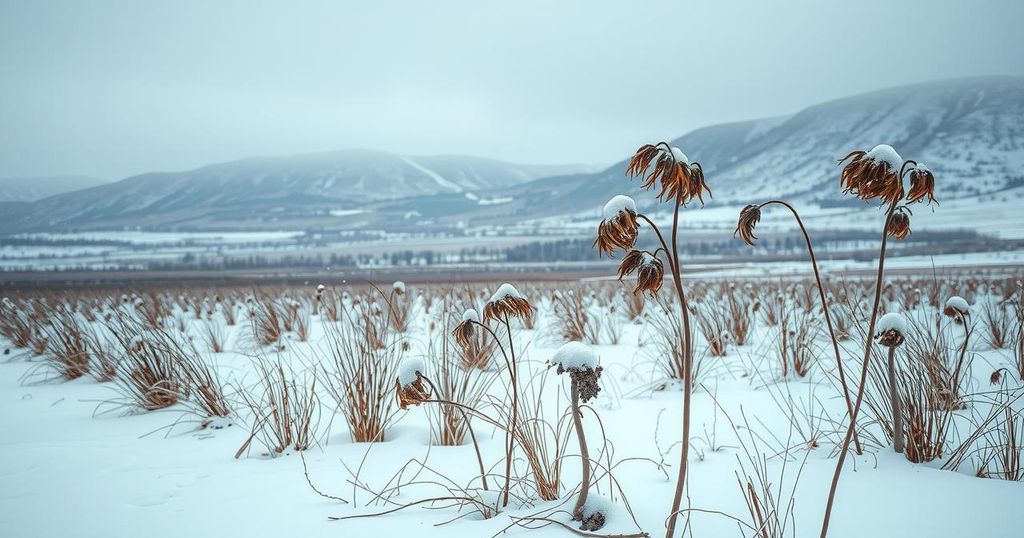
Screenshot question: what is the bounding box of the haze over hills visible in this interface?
[0,176,107,202]
[2,76,1022,234]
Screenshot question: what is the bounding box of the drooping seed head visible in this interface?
[906,162,937,205]
[839,144,905,204]
[483,283,534,322]
[617,250,664,295]
[594,195,639,257]
[626,143,711,205]
[735,204,762,246]
[886,206,912,240]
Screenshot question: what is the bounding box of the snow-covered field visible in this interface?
[1,278,1022,538]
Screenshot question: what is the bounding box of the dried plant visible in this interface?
[423,332,497,446]
[236,356,320,457]
[319,310,403,443]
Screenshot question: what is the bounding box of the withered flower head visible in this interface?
[734,204,762,246]
[626,143,711,205]
[839,144,905,204]
[943,296,970,319]
[886,206,912,240]
[392,281,406,295]
[905,162,936,205]
[594,195,639,257]
[396,357,430,409]
[875,312,906,347]
[617,250,664,295]
[550,342,603,402]
[990,369,1003,385]
[483,283,534,322]
[453,308,480,348]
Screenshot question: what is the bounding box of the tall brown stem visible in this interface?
[664,196,694,538]
[759,200,862,453]
[819,201,897,538]
[886,345,904,453]
[569,378,592,520]
[502,315,518,507]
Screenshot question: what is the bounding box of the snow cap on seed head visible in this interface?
[875,312,906,347]
[550,342,603,402]
[397,356,425,387]
[550,341,599,372]
[602,195,636,220]
[943,296,970,318]
[392,281,406,295]
[396,357,430,409]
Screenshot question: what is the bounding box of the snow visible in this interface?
[461,308,480,323]
[579,493,611,519]
[602,195,636,220]
[397,356,425,387]
[401,157,463,193]
[393,281,406,293]
[1,281,1023,538]
[945,295,969,314]
[487,283,523,303]
[669,146,690,165]
[550,341,599,370]
[864,144,904,170]
[876,312,907,334]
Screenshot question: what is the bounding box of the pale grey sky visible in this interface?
[2,0,1022,180]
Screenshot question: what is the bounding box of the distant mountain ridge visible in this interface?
[0,176,107,202]
[2,150,597,231]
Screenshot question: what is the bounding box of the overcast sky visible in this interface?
[2,0,1022,180]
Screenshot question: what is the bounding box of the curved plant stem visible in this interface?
[886,345,904,453]
[664,196,694,538]
[420,376,490,491]
[502,314,519,507]
[570,378,592,520]
[759,200,862,454]
[819,201,897,538]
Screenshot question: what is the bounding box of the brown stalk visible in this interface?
[754,200,862,453]
[819,201,897,538]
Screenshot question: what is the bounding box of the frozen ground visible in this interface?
[1,283,1022,538]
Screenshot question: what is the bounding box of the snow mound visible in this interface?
[551,342,599,370]
[488,283,523,304]
[602,195,636,220]
[579,493,611,520]
[876,312,906,334]
[397,357,425,387]
[865,144,903,170]
[462,308,480,323]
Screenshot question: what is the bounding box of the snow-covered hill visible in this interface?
[477,76,1024,222]
[2,151,594,231]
